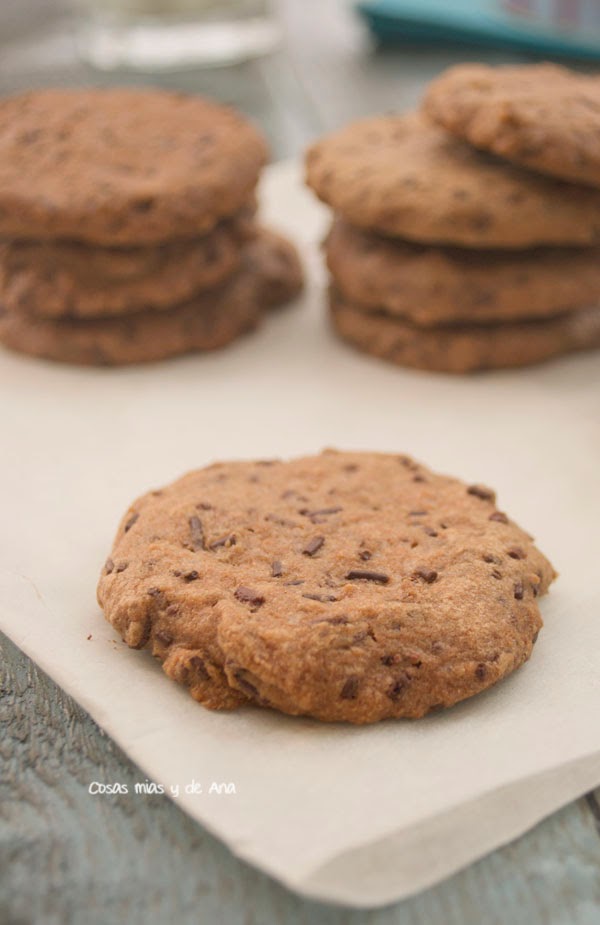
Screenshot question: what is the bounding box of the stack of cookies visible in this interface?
[0,88,302,366]
[306,63,600,373]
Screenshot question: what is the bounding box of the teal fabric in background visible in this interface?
[357,0,600,59]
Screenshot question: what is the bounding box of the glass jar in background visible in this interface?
[74,0,281,71]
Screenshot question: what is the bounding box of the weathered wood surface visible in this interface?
[0,1,599,921]
[2,632,599,924]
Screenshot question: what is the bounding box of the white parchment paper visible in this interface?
[0,162,599,908]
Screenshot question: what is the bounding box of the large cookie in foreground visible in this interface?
[424,63,600,189]
[0,208,255,319]
[0,88,268,244]
[305,112,600,247]
[329,288,600,374]
[0,230,303,366]
[326,219,600,326]
[98,450,556,723]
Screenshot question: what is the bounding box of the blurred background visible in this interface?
[2,0,600,161]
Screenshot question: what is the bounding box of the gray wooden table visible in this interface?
[1,2,599,922]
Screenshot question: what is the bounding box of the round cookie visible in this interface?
[305,112,600,247]
[329,288,600,374]
[0,230,302,366]
[0,88,268,244]
[424,63,600,189]
[326,219,600,326]
[0,208,256,319]
[97,450,555,724]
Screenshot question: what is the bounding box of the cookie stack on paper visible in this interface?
[0,88,302,366]
[306,64,600,373]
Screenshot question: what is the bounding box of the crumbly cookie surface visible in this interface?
[0,208,255,319]
[329,288,600,374]
[0,88,268,244]
[305,112,600,247]
[424,63,600,188]
[0,230,302,366]
[98,450,555,723]
[326,219,600,326]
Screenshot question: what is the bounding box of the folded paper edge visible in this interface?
[279,751,600,907]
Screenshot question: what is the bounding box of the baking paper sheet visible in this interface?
[1,161,599,908]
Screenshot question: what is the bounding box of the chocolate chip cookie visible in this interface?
[424,63,600,188]
[326,219,600,326]
[0,208,255,319]
[0,87,268,244]
[98,450,556,723]
[305,111,600,247]
[0,230,302,366]
[329,287,600,373]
